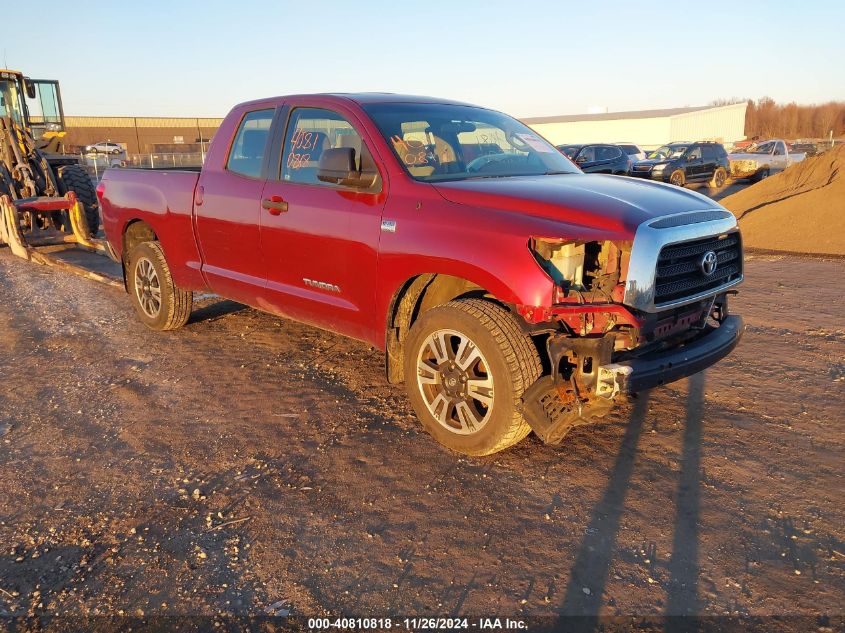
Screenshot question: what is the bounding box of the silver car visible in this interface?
[84,141,125,155]
[617,143,646,162]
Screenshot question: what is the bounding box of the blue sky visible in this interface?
[4,1,843,118]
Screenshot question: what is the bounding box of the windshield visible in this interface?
[744,141,774,154]
[0,79,26,127]
[647,144,687,160]
[363,103,579,182]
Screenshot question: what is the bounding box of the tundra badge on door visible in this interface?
[303,278,341,293]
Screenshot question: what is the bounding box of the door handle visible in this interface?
[261,196,288,215]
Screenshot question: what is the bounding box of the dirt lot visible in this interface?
[0,248,843,628]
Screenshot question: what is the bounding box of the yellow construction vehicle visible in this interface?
[0,68,114,271]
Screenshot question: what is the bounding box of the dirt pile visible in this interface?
[721,145,845,255]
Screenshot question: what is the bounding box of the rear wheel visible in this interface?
[669,169,686,187]
[126,241,193,331]
[403,299,542,456]
[709,166,727,188]
[753,168,770,183]
[56,164,99,235]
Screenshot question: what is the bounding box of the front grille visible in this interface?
[654,233,742,305]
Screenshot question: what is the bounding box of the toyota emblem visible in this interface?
[700,251,718,276]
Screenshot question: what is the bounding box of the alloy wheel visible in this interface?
[415,329,494,434]
[134,257,162,318]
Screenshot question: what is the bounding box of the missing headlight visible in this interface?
[531,238,631,298]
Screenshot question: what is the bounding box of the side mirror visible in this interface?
[317,147,377,189]
[575,155,589,164]
[23,78,37,100]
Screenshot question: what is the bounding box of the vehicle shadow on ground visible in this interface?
[690,181,747,202]
[556,373,706,630]
[189,299,248,324]
[665,372,705,624]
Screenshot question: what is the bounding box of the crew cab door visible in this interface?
[258,104,387,341]
[194,107,276,304]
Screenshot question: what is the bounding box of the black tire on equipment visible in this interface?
[56,164,100,235]
[126,241,193,331]
[403,298,542,456]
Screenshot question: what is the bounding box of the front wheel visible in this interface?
[753,168,770,183]
[126,241,193,331]
[669,170,686,187]
[403,299,542,456]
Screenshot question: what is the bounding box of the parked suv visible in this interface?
[556,143,630,175]
[631,141,729,188]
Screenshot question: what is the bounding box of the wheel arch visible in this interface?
[384,272,515,385]
[121,219,158,290]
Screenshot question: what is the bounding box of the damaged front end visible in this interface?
[518,212,744,444]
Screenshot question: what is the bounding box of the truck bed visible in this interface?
[99,166,204,289]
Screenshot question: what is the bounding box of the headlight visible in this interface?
[45,123,62,132]
[652,163,667,171]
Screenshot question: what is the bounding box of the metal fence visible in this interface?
[79,151,205,180]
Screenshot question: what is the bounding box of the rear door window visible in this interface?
[597,146,622,161]
[226,109,275,178]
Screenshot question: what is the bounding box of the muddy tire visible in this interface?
[403,299,542,456]
[709,166,727,188]
[669,169,686,187]
[126,241,192,331]
[56,164,100,235]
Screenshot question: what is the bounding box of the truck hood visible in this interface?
[432,174,721,237]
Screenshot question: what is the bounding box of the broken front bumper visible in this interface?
[612,314,744,394]
[521,314,744,444]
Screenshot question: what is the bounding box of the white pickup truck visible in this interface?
[729,139,806,181]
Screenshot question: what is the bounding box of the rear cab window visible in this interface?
[226,109,275,178]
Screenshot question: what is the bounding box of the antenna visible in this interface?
[2,49,7,68]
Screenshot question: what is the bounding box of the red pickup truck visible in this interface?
[99,93,744,456]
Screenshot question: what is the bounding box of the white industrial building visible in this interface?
[523,102,748,150]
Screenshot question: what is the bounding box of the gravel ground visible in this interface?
[0,248,843,628]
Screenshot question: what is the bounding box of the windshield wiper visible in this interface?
[543,170,575,175]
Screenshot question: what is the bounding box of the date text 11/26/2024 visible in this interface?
[307,617,528,630]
